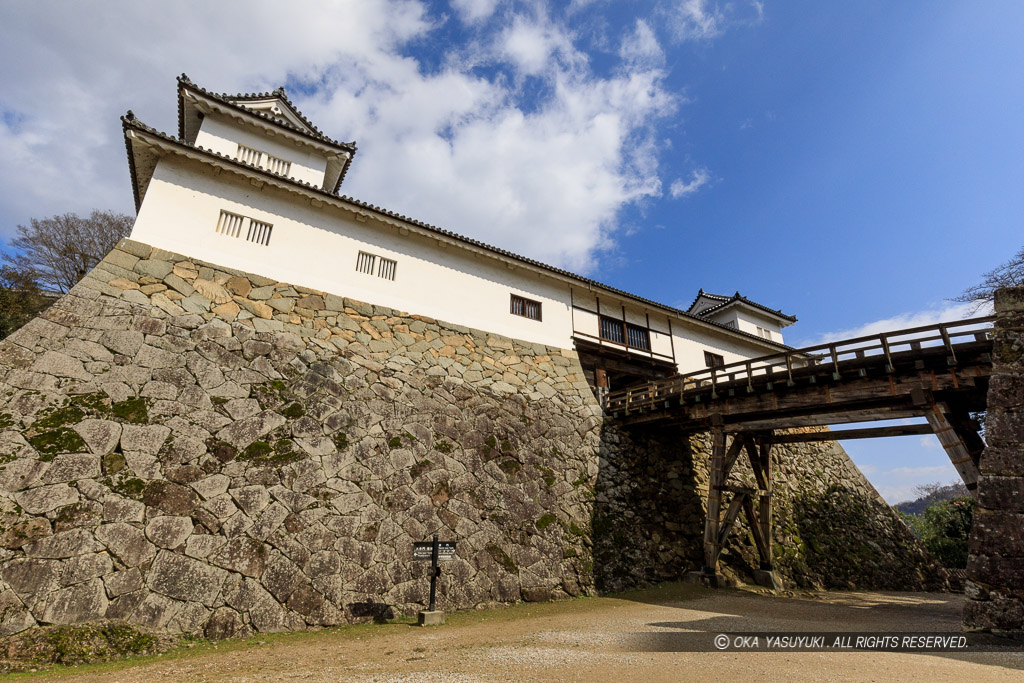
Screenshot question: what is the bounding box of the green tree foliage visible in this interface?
[900,496,974,568]
[0,266,54,339]
[2,210,133,293]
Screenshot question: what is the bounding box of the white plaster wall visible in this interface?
[195,114,327,187]
[129,152,788,364]
[130,157,573,347]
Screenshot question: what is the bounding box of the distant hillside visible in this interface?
[894,482,969,515]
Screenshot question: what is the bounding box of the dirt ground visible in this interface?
[39,585,1023,682]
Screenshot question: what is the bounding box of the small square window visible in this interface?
[704,351,725,369]
[510,294,541,321]
[378,257,397,281]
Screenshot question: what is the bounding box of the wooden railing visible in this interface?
[605,316,995,415]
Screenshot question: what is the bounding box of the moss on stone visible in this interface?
[205,438,237,463]
[537,464,556,489]
[111,397,149,424]
[433,440,453,454]
[239,441,273,460]
[280,402,305,419]
[32,405,85,431]
[498,459,521,477]
[102,452,126,475]
[410,459,432,479]
[210,396,228,405]
[112,476,146,498]
[333,432,349,450]
[69,392,111,413]
[535,513,557,531]
[28,428,87,459]
[387,436,403,449]
[486,544,518,573]
[0,413,15,430]
[568,521,587,537]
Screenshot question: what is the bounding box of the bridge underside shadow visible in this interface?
[605,318,993,589]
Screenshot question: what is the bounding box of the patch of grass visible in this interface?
[387,436,403,449]
[333,433,349,451]
[535,513,557,531]
[111,397,149,424]
[28,428,87,459]
[433,440,453,454]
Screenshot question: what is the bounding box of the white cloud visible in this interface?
[0,0,679,273]
[797,300,994,347]
[452,0,500,24]
[668,0,723,41]
[669,168,711,198]
[619,19,664,67]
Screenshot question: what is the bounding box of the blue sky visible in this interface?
[1,1,1021,502]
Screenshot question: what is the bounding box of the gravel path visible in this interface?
[58,586,1022,682]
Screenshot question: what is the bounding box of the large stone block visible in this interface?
[147,551,228,606]
[37,578,108,624]
[95,522,157,567]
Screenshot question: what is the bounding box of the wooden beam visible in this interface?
[702,421,726,576]
[758,435,773,570]
[716,492,747,551]
[769,424,933,443]
[923,401,981,495]
[721,408,926,431]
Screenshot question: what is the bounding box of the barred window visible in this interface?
[599,316,624,344]
[704,351,725,369]
[510,294,541,321]
[626,323,651,351]
[264,154,292,176]
[215,210,272,246]
[236,144,263,166]
[377,257,397,281]
[356,251,376,275]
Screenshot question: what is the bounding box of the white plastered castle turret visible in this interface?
[123,76,797,386]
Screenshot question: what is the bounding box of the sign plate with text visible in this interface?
[414,541,456,561]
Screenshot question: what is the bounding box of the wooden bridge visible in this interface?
[604,317,995,588]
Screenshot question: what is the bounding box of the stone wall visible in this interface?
[964,286,1024,634]
[0,240,943,639]
[593,427,946,593]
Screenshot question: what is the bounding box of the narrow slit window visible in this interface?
[215,210,245,238]
[247,219,273,246]
[264,154,292,176]
[215,210,272,246]
[356,251,377,275]
[510,294,542,321]
[377,257,397,281]
[236,144,263,167]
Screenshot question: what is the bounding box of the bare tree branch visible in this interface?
[951,245,1024,314]
[2,211,133,293]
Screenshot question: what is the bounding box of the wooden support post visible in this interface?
[702,418,743,584]
[923,402,981,496]
[758,435,774,572]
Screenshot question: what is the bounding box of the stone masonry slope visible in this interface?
[0,239,945,639]
[0,239,601,638]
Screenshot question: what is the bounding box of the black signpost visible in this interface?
[414,534,456,625]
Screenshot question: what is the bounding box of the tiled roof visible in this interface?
[121,113,793,352]
[175,75,357,192]
[688,288,797,323]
